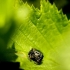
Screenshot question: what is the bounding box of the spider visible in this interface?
[28,48,44,64]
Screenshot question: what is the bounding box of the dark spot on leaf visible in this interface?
[28,48,44,65]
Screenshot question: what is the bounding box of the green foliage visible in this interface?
[0,0,70,70]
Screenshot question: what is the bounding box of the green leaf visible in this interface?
[5,0,70,70]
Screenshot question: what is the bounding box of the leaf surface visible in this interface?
[6,0,70,70]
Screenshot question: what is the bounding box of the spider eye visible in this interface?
[35,51,40,54]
